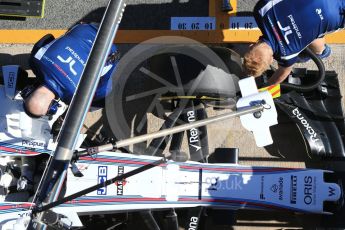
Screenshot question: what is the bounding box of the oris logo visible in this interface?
[304,176,313,205]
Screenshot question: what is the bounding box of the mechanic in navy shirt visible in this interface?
[243,0,345,85]
[23,23,119,117]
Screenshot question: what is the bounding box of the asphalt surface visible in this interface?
[0,0,257,30]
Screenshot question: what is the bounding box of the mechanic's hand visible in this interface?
[17,176,34,193]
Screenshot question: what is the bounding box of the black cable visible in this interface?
[281,47,326,92]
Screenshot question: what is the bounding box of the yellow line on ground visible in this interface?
[1,29,345,44]
[0,30,66,43]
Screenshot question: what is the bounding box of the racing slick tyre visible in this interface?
[105,37,241,157]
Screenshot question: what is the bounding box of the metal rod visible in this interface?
[115,105,263,148]
[34,158,166,213]
[31,0,126,228]
[77,105,264,157]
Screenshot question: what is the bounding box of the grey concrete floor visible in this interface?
[1,0,345,228]
[2,42,345,229]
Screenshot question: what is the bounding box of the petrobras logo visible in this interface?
[287,15,302,39]
[22,139,46,149]
[97,166,108,195]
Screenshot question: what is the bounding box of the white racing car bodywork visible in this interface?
[0,72,341,229]
[0,151,342,229]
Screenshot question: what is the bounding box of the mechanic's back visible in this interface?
[31,23,117,103]
[254,0,345,66]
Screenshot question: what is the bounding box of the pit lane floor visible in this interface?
[0,1,345,229]
[1,43,345,229]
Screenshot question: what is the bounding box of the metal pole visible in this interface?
[81,105,264,155]
[115,105,263,148]
[31,0,126,228]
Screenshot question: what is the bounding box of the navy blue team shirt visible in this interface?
[31,23,118,103]
[254,0,345,67]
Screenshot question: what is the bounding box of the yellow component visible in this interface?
[0,30,66,44]
[1,29,345,44]
[41,0,46,18]
[160,96,224,101]
[0,0,45,18]
[259,84,281,99]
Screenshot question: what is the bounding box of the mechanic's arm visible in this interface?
[268,65,293,85]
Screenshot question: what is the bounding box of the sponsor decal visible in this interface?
[278,177,284,201]
[65,46,86,65]
[22,139,46,149]
[260,176,265,200]
[187,110,201,152]
[271,184,278,193]
[292,108,323,153]
[8,72,14,89]
[316,9,324,20]
[329,186,336,197]
[206,177,219,191]
[115,166,126,195]
[290,175,297,204]
[267,16,287,56]
[206,176,242,191]
[304,176,313,205]
[188,216,199,230]
[97,166,108,195]
[57,55,78,76]
[287,15,302,39]
[277,20,292,45]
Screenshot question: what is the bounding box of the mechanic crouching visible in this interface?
[17,23,120,194]
[243,0,345,85]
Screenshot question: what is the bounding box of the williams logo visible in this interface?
[97,166,108,195]
[290,175,297,204]
[329,187,336,197]
[115,166,126,195]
